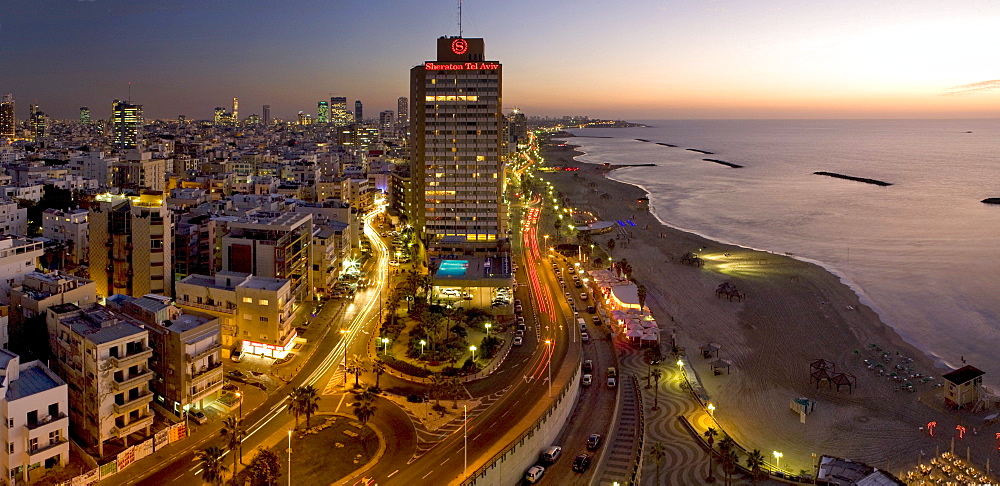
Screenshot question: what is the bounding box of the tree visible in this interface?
[722,448,739,486]
[372,360,386,390]
[429,372,447,406]
[607,238,615,255]
[649,441,667,483]
[704,427,718,483]
[352,390,377,425]
[746,449,765,486]
[637,284,647,310]
[644,348,659,388]
[287,387,304,428]
[247,447,281,486]
[294,385,320,428]
[445,375,464,409]
[718,436,735,486]
[347,354,367,388]
[220,416,245,475]
[195,446,229,486]
[650,368,663,410]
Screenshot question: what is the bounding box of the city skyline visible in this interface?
[4,0,1000,120]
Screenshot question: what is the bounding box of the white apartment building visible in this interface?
[46,303,154,457]
[42,208,89,266]
[0,200,27,236]
[0,350,70,483]
[0,236,43,304]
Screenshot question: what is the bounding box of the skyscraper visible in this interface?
[232,97,239,121]
[0,94,14,138]
[79,107,91,125]
[30,103,47,141]
[330,97,349,126]
[397,96,408,134]
[378,110,395,139]
[410,36,505,252]
[111,99,143,149]
[354,100,363,124]
[317,101,329,123]
[262,104,271,126]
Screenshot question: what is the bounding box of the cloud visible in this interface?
[943,80,1000,96]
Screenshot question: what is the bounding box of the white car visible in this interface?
[513,336,524,346]
[582,374,593,386]
[581,332,590,342]
[525,465,545,484]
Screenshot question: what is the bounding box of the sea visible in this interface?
[561,119,1000,389]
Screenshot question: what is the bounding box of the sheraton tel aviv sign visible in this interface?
[425,62,500,70]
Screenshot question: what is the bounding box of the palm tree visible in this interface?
[723,448,739,486]
[347,354,367,388]
[746,449,765,486]
[372,360,386,390]
[352,390,377,424]
[195,445,229,486]
[717,436,734,486]
[446,375,464,409]
[295,385,320,427]
[429,372,447,406]
[607,238,615,255]
[644,348,659,388]
[704,427,718,483]
[650,368,663,410]
[637,284,647,310]
[220,416,245,475]
[287,387,304,428]
[649,441,667,483]
[247,447,281,486]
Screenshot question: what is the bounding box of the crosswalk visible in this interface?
[322,366,348,395]
[405,386,511,463]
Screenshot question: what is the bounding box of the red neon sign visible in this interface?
[451,38,468,55]
[425,62,499,71]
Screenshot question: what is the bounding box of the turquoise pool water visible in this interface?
[438,260,469,277]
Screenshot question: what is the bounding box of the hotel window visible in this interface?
[259,299,269,306]
[242,297,252,303]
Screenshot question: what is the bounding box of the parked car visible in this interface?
[572,454,592,472]
[540,446,562,464]
[514,305,523,314]
[581,374,592,386]
[525,465,545,484]
[226,371,247,383]
[230,349,242,362]
[513,336,524,346]
[587,434,602,450]
[188,410,208,425]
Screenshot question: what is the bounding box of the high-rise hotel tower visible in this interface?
[410,36,505,252]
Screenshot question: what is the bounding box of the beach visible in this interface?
[539,136,998,477]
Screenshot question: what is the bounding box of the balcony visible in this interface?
[117,414,154,436]
[189,379,224,403]
[26,412,68,431]
[113,392,153,414]
[112,369,153,392]
[180,300,236,315]
[186,343,222,363]
[108,347,153,369]
[27,438,69,459]
[189,361,223,381]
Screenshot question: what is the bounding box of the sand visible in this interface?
[537,137,999,477]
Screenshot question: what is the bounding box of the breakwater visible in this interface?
[813,171,892,186]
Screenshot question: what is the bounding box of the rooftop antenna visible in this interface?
[128,82,131,103]
[458,0,463,37]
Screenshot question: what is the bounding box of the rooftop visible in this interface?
[56,304,147,345]
[942,365,985,385]
[8,364,65,401]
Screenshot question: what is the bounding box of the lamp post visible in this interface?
[484,323,491,337]
[545,340,552,397]
[469,345,477,362]
[463,404,468,477]
[381,337,390,355]
[707,403,715,418]
[235,391,244,462]
[287,430,292,486]
[419,339,426,357]
[773,451,783,471]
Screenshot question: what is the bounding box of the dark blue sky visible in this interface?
[4,1,998,120]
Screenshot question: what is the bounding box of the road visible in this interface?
[127,206,392,486]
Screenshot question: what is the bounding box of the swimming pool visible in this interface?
[437,260,470,277]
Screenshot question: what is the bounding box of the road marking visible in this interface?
[422,470,435,479]
[440,458,450,465]
[387,469,399,478]
[472,433,482,441]
[335,392,348,413]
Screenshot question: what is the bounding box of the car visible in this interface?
[572,454,592,472]
[525,465,545,484]
[592,316,602,325]
[580,293,589,301]
[515,329,525,337]
[251,381,267,391]
[581,332,590,342]
[230,349,242,362]
[567,267,575,274]
[608,367,618,378]
[188,409,208,425]
[583,359,593,372]
[575,281,583,288]
[581,374,592,386]
[513,336,524,346]
[607,377,617,388]
[516,316,525,324]
[540,446,562,464]
[564,292,571,299]
[226,371,246,383]
[514,305,523,314]
[388,260,400,266]
[579,322,587,332]
[587,434,602,450]
[514,299,522,306]
[586,305,596,314]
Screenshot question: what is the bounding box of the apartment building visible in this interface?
[46,303,154,457]
[42,208,89,266]
[88,194,172,298]
[221,210,311,305]
[0,350,69,483]
[0,236,44,304]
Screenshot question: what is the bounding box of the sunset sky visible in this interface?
[3,0,1000,120]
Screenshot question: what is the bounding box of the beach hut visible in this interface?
[830,372,857,393]
[641,329,659,347]
[711,358,734,375]
[942,365,985,409]
[625,328,644,345]
[699,343,721,359]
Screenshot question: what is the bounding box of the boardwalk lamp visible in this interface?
[381,337,390,354]
[419,340,426,356]
[707,403,715,418]
[470,345,477,361]
[773,451,783,470]
[485,323,491,337]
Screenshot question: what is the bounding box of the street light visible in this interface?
[677,359,684,370]
[773,451,783,470]
[484,323,491,337]
[287,430,292,486]
[419,339,426,356]
[463,404,468,477]
[234,391,244,461]
[381,337,390,354]
[707,403,715,418]
[469,345,477,362]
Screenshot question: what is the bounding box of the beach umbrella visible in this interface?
[626,321,644,331]
[699,343,722,353]
[612,310,629,320]
[626,328,644,338]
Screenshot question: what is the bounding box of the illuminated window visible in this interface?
[476,156,486,161]
[259,299,269,306]
[242,297,252,303]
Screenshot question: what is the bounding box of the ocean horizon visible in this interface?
[561,118,1000,389]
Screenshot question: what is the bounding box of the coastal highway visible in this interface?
[124,206,391,486]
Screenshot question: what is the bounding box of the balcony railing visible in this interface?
[189,380,224,403]
[112,369,153,392]
[186,343,222,363]
[27,438,68,458]
[180,300,236,315]
[25,413,68,431]
[113,392,153,414]
[108,347,153,369]
[189,361,223,381]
